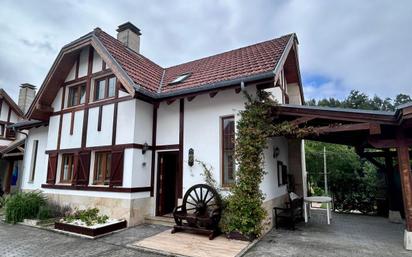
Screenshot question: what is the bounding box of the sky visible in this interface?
[0,0,411,102]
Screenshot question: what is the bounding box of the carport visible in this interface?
[272,103,412,250]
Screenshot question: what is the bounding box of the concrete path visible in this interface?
[244,211,410,257]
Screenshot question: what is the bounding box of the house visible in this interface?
[0,84,35,195]
[12,22,305,228]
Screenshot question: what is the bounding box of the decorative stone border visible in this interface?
[55,220,127,237]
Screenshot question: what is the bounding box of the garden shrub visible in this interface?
[63,208,109,226]
[5,191,47,224]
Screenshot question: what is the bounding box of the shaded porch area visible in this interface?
[245,210,408,257]
[272,103,412,249]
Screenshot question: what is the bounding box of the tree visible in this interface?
[394,94,412,107]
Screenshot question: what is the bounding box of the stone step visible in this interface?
[145,215,175,227]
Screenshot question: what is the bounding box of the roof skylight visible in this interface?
[170,73,191,84]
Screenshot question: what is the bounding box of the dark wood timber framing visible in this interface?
[42,183,151,193]
[79,46,94,148]
[178,99,184,198]
[0,98,3,117]
[396,129,412,231]
[97,106,103,131]
[111,80,120,146]
[150,103,158,196]
[56,86,66,150]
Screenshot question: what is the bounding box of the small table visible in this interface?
[304,196,332,225]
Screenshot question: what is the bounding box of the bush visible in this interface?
[0,195,8,209]
[5,191,47,224]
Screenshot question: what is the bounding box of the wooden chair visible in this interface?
[273,192,303,230]
[172,184,222,240]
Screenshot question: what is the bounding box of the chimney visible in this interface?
[18,83,36,114]
[116,22,141,53]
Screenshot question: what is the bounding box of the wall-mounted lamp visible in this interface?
[273,146,280,159]
[188,148,194,166]
[142,142,149,155]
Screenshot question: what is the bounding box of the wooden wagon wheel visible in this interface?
[181,184,221,224]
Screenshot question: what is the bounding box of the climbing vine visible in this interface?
[222,90,314,239]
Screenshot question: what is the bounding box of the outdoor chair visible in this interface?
[273,192,303,230]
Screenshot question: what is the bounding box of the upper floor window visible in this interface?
[221,116,235,186]
[60,154,74,183]
[67,83,86,107]
[93,151,111,185]
[94,76,116,101]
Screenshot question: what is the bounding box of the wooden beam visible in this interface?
[368,137,412,148]
[209,92,218,98]
[167,99,176,105]
[187,96,196,102]
[369,123,381,135]
[316,123,370,134]
[289,116,315,126]
[397,145,412,231]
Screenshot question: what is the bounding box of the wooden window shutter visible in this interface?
[74,151,91,185]
[46,153,58,184]
[109,150,124,187]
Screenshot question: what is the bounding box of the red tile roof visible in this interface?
[95,29,293,95]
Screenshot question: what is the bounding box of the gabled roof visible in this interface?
[0,89,23,117]
[94,29,296,97]
[27,28,301,119]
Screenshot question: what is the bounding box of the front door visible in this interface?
[156,151,179,216]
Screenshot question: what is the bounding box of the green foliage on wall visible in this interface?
[222,91,314,238]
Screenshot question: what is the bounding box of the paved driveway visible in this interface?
[244,211,409,257]
[0,222,168,257]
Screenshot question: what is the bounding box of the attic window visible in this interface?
[170,73,191,85]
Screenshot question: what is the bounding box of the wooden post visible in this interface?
[4,160,14,194]
[397,146,412,231]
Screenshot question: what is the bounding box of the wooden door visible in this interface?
[156,151,179,216]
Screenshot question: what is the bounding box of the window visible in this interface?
[0,124,4,136]
[67,83,86,107]
[222,116,235,186]
[93,152,111,185]
[94,76,116,101]
[169,73,191,84]
[60,154,74,183]
[28,140,38,182]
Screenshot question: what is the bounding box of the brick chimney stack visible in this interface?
[18,83,36,114]
[116,22,142,53]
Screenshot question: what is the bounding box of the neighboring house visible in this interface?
[13,22,305,228]
[0,84,35,194]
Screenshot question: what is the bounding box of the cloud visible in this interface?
[0,0,411,102]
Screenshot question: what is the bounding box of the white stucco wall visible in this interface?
[156,101,179,145]
[46,115,59,150]
[134,100,153,144]
[51,87,63,112]
[78,47,89,78]
[262,137,289,201]
[92,49,103,73]
[287,82,302,105]
[116,99,136,144]
[60,110,84,149]
[21,126,49,190]
[87,104,114,147]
